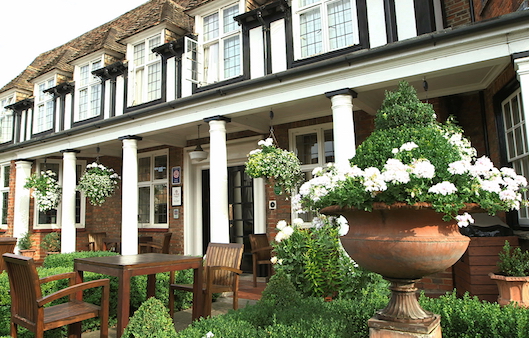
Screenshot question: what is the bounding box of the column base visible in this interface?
[368,315,442,338]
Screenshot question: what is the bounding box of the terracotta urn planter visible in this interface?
[321,202,474,324]
[489,273,529,307]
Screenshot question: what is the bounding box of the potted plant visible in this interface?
[18,232,35,258]
[24,170,62,211]
[40,231,61,254]
[489,240,529,307]
[245,138,304,196]
[77,162,120,206]
[295,81,527,327]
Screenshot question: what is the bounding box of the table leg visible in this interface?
[192,264,203,320]
[147,274,156,298]
[74,270,84,301]
[116,271,132,338]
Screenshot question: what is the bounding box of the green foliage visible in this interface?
[245,138,304,195]
[260,270,301,307]
[497,241,529,277]
[40,232,61,252]
[123,297,177,338]
[17,232,32,250]
[375,81,437,130]
[420,291,529,338]
[24,170,62,211]
[42,250,119,269]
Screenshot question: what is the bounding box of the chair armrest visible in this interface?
[39,271,76,285]
[37,278,110,307]
[251,246,273,254]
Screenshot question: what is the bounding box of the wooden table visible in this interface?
[74,253,203,337]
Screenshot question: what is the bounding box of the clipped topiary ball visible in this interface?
[122,297,177,338]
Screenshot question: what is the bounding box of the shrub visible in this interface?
[17,232,32,250]
[123,297,177,338]
[40,232,61,252]
[260,270,301,307]
[497,240,529,277]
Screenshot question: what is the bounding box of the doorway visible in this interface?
[201,166,254,272]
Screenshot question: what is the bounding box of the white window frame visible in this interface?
[130,34,163,106]
[33,78,55,134]
[187,3,242,86]
[0,95,14,143]
[0,163,10,230]
[289,123,335,223]
[75,58,102,122]
[292,0,359,60]
[502,88,529,225]
[138,149,169,229]
[32,159,86,230]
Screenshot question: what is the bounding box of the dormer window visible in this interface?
[185,3,242,86]
[293,0,359,59]
[0,95,14,143]
[75,59,102,122]
[34,78,55,134]
[130,34,163,105]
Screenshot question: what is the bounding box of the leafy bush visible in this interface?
[40,231,61,252]
[42,250,119,269]
[260,270,301,307]
[17,232,32,250]
[497,240,529,277]
[123,297,177,338]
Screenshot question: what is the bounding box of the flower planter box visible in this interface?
[453,236,519,303]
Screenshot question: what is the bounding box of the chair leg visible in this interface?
[100,307,109,338]
[10,322,17,338]
[204,290,213,317]
[168,287,175,319]
[252,256,257,287]
[68,322,82,338]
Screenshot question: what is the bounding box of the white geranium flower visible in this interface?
[455,213,474,227]
[276,220,287,230]
[270,256,278,264]
[428,181,457,195]
[400,142,419,152]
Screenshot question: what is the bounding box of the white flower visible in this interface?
[270,256,278,264]
[203,331,215,338]
[383,159,410,184]
[282,226,294,237]
[292,218,304,227]
[275,231,286,242]
[448,160,471,175]
[455,213,474,227]
[276,220,287,230]
[392,148,399,154]
[249,149,262,155]
[400,142,419,152]
[428,181,457,195]
[411,159,435,179]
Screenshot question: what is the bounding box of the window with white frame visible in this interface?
[138,150,168,228]
[293,0,359,59]
[186,4,242,85]
[0,164,10,229]
[34,78,55,133]
[34,160,86,229]
[0,95,14,143]
[131,34,163,105]
[76,59,102,122]
[290,123,334,222]
[502,88,529,225]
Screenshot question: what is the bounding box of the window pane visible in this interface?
[138,157,151,182]
[147,62,162,101]
[80,65,89,86]
[1,192,7,225]
[223,35,240,79]
[300,8,322,58]
[327,0,354,50]
[300,0,319,7]
[79,89,88,119]
[148,36,162,62]
[154,184,167,224]
[204,12,219,41]
[134,43,145,66]
[223,5,239,34]
[138,187,150,223]
[154,155,167,180]
[324,129,335,163]
[513,95,521,125]
[3,166,10,188]
[90,84,101,117]
[503,101,513,129]
[296,133,318,164]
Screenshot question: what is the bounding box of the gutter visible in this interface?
[3,10,529,154]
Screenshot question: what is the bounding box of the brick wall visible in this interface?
[444,0,473,27]
[473,0,525,21]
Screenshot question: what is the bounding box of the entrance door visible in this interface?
[201,166,254,272]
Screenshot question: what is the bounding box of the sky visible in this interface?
[0,0,148,88]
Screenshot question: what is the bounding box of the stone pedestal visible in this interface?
[369,315,442,338]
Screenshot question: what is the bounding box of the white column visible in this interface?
[207,116,230,243]
[515,56,529,145]
[326,89,358,167]
[253,177,267,234]
[120,136,141,255]
[14,160,32,254]
[61,150,79,253]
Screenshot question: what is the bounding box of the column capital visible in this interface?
[204,115,232,123]
[60,149,80,154]
[15,159,34,164]
[325,88,357,99]
[118,135,143,141]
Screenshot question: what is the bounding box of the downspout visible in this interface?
[469,0,476,22]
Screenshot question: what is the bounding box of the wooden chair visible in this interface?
[168,243,244,318]
[0,237,17,272]
[249,233,273,287]
[87,232,107,251]
[3,253,110,338]
[139,232,172,254]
